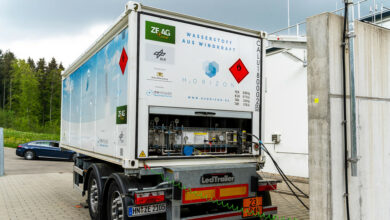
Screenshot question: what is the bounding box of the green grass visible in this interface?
[3,128,60,148]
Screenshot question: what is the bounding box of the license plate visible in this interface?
[128,203,166,217]
[242,197,263,218]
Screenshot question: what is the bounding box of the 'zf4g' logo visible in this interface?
[145,21,175,44]
[151,27,171,37]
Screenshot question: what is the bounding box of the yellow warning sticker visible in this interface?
[139,151,146,158]
[314,98,319,103]
[194,132,207,135]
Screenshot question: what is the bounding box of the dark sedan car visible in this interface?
[16,140,76,161]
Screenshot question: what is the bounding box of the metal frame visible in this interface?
[149,106,253,119]
[268,0,385,37]
[129,2,265,38]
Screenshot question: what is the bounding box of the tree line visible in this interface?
[0,49,63,134]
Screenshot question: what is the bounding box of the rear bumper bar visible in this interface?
[182,205,278,220]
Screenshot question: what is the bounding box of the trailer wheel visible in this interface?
[107,181,125,220]
[88,171,100,219]
[263,191,272,206]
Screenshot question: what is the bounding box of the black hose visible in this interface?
[247,135,309,210]
[342,3,351,220]
[253,141,309,198]
[259,143,309,210]
[249,137,309,199]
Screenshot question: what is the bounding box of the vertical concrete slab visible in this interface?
[307,12,390,220]
[307,13,332,220]
[327,14,348,220]
[351,18,390,220]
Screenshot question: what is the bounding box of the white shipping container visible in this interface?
[61,2,266,169]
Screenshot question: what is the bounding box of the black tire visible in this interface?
[88,171,100,219]
[263,191,272,206]
[24,150,35,160]
[107,181,125,220]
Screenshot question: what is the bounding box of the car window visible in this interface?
[35,142,50,147]
[50,142,59,148]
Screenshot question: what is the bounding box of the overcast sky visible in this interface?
[0,0,372,67]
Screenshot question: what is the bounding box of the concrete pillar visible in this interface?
[307,13,336,220]
[0,127,4,176]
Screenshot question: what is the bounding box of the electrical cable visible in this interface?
[342,2,351,220]
[247,133,309,210]
[267,148,308,198]
[248,135,309,198]
[251,140,308,199]
[260,143,309,210]
[260,143,307,199]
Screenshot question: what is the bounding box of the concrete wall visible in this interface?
[307,13,390,220]
[263,49,309,178]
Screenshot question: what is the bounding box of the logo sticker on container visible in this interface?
[145,43,175,64]
[116,105,127,124]
[145,21,176,44]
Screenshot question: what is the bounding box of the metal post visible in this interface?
[358,1,361,19]
[381,3,383,26]
[346,0,358,176]
[287,0,290,34]
[296,24,300,36]
[0,127,4,176]
[374,0,376,23]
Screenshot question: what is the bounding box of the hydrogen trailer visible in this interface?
[61,2,278,219]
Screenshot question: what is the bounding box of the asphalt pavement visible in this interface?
[0,147,309,219]
[3,147,74,175]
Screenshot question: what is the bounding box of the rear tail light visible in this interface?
[257,180,280,192]
[258,184,277,191]
[17,145,23,148]
[134,191,165,205]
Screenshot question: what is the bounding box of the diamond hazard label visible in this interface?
[119,48,128,75]
[229,59,249,83]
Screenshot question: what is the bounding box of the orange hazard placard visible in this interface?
[242,196,263,218]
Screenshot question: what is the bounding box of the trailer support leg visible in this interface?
[166,200,181,219]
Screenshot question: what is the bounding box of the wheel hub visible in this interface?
[89,179,99,213]
[111,191,124,220]
[25,152,33,159]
